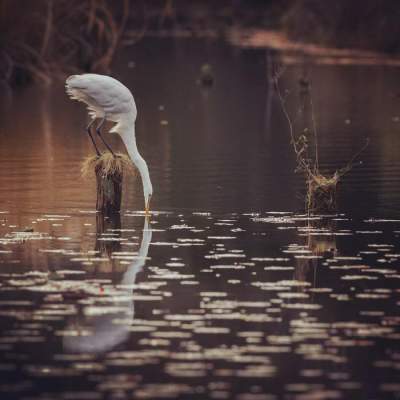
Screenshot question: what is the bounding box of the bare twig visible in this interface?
[40,0,53,57]
[309,94,319,171]
[274,76,313,176]
[336,138,370,178]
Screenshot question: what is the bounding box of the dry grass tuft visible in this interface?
[81,153,136,179]
[307,173,339,213]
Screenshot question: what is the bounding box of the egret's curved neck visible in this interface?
[118,124,153,202]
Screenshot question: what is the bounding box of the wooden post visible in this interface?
[95,160,122,214]
[82,152,134,215]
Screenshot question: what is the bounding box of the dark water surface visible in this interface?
[0,39,399,399]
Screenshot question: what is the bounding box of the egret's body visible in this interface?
[65,73,152,212]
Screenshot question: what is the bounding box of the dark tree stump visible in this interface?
[95,162,122,214]
[82,152,134,215]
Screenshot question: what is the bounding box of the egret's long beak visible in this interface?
[145,195,152,216]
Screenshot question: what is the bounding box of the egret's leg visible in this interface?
[86,119,101,156]
[96,117,115,156]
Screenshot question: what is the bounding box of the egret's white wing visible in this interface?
[65,74,136,118]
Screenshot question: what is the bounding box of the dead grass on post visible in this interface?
[81,152,136,179]
[307,173,339,213]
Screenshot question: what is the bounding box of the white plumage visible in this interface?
[65,73,152,213]
[66,74,137,119]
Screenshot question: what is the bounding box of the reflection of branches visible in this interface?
[0,51,13,83]
[295,217,337,286]
[91,1,120,72]
[40,0,53,57]
[1,0,130,85]
[160,0,175,27]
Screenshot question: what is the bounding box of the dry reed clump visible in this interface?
[81,153,136,179]
[306,173,339,213]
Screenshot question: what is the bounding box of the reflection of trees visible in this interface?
[2,0,129,85]
[282,0,400,53]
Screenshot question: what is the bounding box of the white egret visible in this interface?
[65,73,153,213]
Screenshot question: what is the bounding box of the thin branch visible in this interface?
[40,0,53,57]
[336,138,370,178]
[309,92,319,171]
[274,75,313,176]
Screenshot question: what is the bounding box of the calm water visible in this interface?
[0,38,400,399]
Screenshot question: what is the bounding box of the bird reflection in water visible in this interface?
[63,216,152,353]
